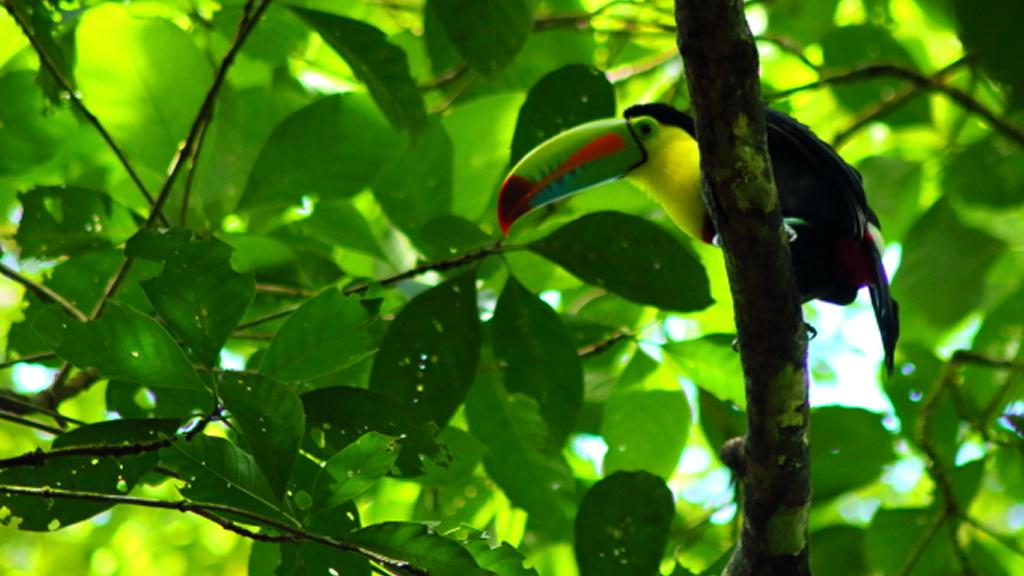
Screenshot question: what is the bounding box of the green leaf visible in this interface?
[857,156,924,243]
[301,386,443,476]
[697,389,747,460]
[261,288,375,382]
[510,64,615,165]
[765,0,840,45]
[822,25,929,125]
[530,212,713,312]
[292,199,385,259]
[963,288,1024,423]
[574,471,674,576]
[75,3,212,172]
[953,0,1024,106]
[602,389,690,480]
[893,200,1006,337]
[443,93,524,220]
[313,432,398,508]
[866,508,957,576]
[418,215,494,262]
[127,229,256,366]
[0,71,75,176]
[370,272,480,426]
[373,120,454,242]
[664,335,745,409]
[292,8,427,134]
[810,407,895,501]
[161,435,284,519]
[944,136,1024,207]
[32,302,208,391]
[16,186,138,259]
[343,522,491,576]
[459,529,538,576]
[810,526,870,576]
[0,419,178,531]
[465,363,575,535]
[427,0,532,77]
[418,426,486,488]
[238,94,401,211]
[219,373,305,499]
[492,276,583,446]
[888,345,960,467]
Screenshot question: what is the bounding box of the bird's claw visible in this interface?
[805,322,818,340]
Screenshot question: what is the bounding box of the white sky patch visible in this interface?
[539,290,562,310]
[219,349,246,372]
[12,363,56,393]
[571,434,608,475]
[807,296,893,413]
[678,445,711,474]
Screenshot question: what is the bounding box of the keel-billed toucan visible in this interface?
[498,103,899,373]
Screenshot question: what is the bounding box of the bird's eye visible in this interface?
[637,119,655,137]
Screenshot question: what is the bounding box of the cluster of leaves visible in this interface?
[0,0,1021,575]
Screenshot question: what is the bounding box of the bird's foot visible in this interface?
[805,322,818,340]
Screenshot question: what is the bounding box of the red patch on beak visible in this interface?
[497,133,628,234]
[498,175,536,235]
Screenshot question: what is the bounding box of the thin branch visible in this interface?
[0,391,84,424]
[0,351,59,370]
[178,117,212,227]
[833,58,968,147]
[755,34,818,72]
[0,410,64,435]
[239,242,520,331]
[577,329,634,358]
[42,0,274,405]
[0,438,172,469]
[768,62,1024,148]
[893,508,947,576]
[0,262,88,322]
[0,0,164,223]
[0,485,425,573]
[255,283,319,298]
[146,0,273,228]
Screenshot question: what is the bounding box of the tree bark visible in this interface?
[673,1,812,574]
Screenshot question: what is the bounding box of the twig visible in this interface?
[0,485,424,573]
[768,62,1024,148]
[0,439,172,469]
[0,262,88,322]
[755,34,818,72]
[178,117,212,227]
[0,351,59,370]
[833,58,968,147]
[0,391,84,424]
[255,283,319,297]
[0,410,64,435]
[43,0,274,405]
[239,242,519,331]
[577,329,634,358]
[893,508,947,576]
[0,0,164,223]
[145,0,273,228]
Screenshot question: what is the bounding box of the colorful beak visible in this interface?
[498,118,646,234]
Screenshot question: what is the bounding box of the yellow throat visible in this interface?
[625,127,706,240]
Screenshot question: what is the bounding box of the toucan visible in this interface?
[498,103,899,374]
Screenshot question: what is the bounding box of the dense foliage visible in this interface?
[0,0,1022,574]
